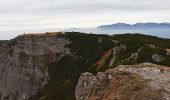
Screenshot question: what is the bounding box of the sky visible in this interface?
[0,0,170,39]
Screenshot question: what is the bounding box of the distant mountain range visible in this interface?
[98,22,170,28]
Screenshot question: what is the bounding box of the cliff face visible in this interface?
[76,63,170,100]
[0,33,70,100]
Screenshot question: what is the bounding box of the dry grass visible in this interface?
[93,49,112,70]
[86,71,164,100]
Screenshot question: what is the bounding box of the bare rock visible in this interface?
[166,49,170,55]
[152,54,165,63]
[75,63,170,100]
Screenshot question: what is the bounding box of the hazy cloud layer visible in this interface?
[0,0,170,39]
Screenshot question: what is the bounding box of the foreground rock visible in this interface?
[0,32,70,100]
[76,63,170,100]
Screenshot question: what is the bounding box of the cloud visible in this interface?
[0,0,169,16]
[0,0,170,39]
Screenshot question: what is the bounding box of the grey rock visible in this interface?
[75,63,170,100]
[166,49,170,55]
[0,33,70,100]
[152,54,165,63]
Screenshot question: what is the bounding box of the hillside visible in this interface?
[0,32,170,100]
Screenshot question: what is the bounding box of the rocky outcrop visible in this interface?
[166,49,170,55]
[109,44,126,67]
[152,54,165,63]
[75,63,170,100]
[0,33,70,100]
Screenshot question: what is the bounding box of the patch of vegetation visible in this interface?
[113,33,170,48]
[42,55,87,100]
[65,32,115,62]
[111,33,170,67]
[137,45,166,63]
[0,40,8,45]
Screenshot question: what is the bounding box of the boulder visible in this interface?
[75,63,170,100]
[152,54,165,63]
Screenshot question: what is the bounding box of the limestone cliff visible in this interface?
[76,63,170,100]
[0,33,70,100]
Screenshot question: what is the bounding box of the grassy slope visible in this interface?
[29,32,170,100]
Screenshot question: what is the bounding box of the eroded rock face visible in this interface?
[76,63,170,100]
[0,33,70,100]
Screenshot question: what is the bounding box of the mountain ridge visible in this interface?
[98,22,170,28]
